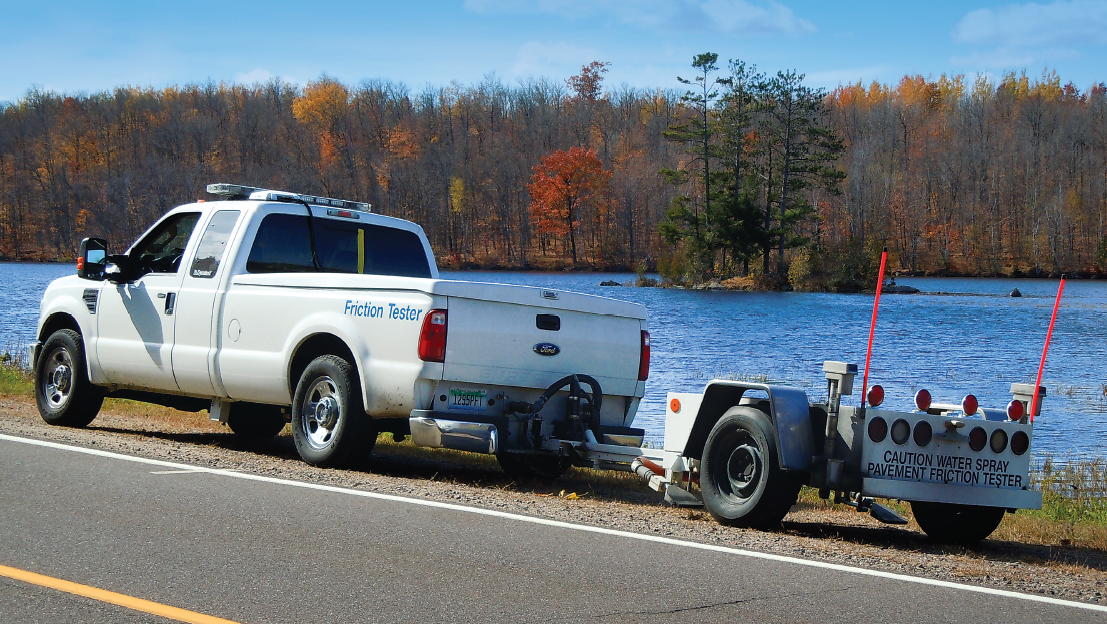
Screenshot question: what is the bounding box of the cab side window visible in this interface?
[131,212,201,275]
[246,213,316,273]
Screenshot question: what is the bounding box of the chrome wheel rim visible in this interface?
[42,347,74,410]
[301,376,342,449]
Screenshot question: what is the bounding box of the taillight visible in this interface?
[990,428,1008,453]
[913,420,933,446]
[968,426,987,451]
[867,384,884,407]
[1007,399,1025,421]
[867,416,888,443]
[962,394,978,416]
[1011,430,1030,455]
[638,330,650,381]
[890,419,910,445]
[418,309,447,362]
[914,389,932,411]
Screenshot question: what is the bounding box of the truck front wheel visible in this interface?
[35,329,104,428]
[700,406,801,529]
[291,355,375,467]
[910,501,1005,543]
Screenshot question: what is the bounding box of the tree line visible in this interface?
[1,60,1104,284]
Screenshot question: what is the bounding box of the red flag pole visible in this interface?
[861,247,888,408]
[1030,275,1066,423]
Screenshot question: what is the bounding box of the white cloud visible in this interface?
[235,69,274,84]
[953,0,1107,47]
[511,42,600,77]
[465,0,814,36]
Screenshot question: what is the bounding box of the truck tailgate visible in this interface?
[442,295,644,398]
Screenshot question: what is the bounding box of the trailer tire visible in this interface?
[497,453,572,480]
[700,406,801,529]
[910,501,1005,543]
[291,355,375,467]
[35,329,104,428]
[227,403,287,439]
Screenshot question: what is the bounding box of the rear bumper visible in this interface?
[862,477,1043,509]
[409,410,499,455]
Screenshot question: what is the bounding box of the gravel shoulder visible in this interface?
[2,397,1105,606]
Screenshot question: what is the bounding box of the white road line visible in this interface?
[149,469,206,474]
[2,432,1103,614]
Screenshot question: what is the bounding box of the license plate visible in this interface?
[448,388,487,412]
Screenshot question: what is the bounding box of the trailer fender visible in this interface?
[682,381,814,471]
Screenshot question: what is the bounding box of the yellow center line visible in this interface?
[0,563,242,624]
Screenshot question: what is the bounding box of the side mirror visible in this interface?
[104,254,132,284]
[77,238,107,280]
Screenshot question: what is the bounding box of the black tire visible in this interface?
[34,329,104,428]
[291,355,375,467]
[497,453,572,480]
[226,403,287,439]
[910,501,1006,543]
[700,406,802,529]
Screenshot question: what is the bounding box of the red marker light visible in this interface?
[867,384,884,407]
[76,257,84,271]
[961,394,979,416]
[1007,399,1025,421]
[669,398,681,413]
[914,389,932,411]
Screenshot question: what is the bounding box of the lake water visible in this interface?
[4,262,1106,458]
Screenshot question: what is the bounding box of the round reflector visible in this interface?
[867,385,885,407]
[1011,430,1030,456]
[1007,399,1025,421]
[890,419,911,445]
[914,389,932,411]
[962,394,979,416]
[669,398,681,413]
[990,428,1009,453]
[868,416,888,443]
[968,426,987,452]
[913,420,933,446]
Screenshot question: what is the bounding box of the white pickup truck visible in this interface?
[32,183,650,473]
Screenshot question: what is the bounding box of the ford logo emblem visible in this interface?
[533,343,560,356]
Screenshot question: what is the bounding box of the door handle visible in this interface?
[164,292,176,315]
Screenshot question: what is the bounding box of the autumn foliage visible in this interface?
[527,147,612,264]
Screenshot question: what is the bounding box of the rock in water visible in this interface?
[1010,288,1022,297]
[599,280,621,286]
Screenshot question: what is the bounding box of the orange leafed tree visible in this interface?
[527,147,612,264]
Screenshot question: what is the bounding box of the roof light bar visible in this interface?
[205,182,372,212]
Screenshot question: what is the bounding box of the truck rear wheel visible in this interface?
[227,403,287,439]
[910,501,1005,543]
[291,355,375,467]
[35,329,104,428]
[497,453,572,480]
[700,406,801,530]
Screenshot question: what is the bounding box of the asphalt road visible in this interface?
[0,434,1102,624]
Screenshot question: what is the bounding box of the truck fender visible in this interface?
[283,313,372,409]
[682,381,814,471]
[38,296,102,383]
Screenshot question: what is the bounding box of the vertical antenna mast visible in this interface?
[861,247,888,409]
[1030,275,1065,422]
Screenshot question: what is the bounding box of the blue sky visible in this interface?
[3,0,1107,102]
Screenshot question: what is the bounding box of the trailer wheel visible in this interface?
[497,453,572,480]
[291,355,375,467]
[700,406,801,529]
[227,403,287,439]
[910,501,1005,543]
[34,329,104,428]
